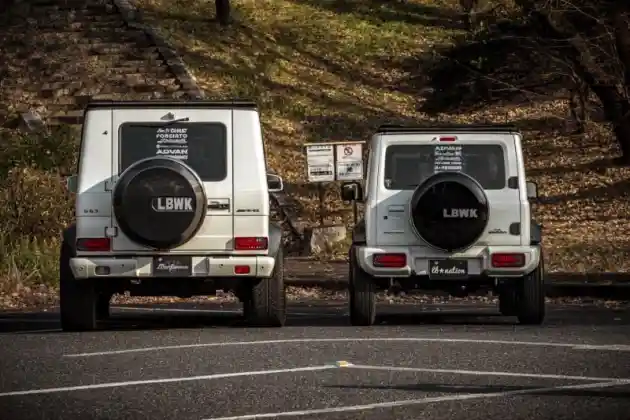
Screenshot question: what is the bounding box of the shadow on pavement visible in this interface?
[0,303,628,333]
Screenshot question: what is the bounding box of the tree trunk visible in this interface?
[0,0,15,14]
[590,83,630,163]
[215,0,231,26]
[612,13,630,93]
[612,120,630,163]
[519,5,630,161]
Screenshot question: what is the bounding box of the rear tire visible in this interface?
[59,243,98,332]
[498,284,518,316]
[243,247,286,327]
[516,252,546,325]
[349,246,376,326]
[96,292,112,320]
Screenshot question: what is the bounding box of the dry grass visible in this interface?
[1,0,630,309]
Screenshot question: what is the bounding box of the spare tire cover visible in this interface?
[410,172,489,252]
[113,157,207,249]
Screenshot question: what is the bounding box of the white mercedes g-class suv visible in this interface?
[61,100,286,331]
[342,124,544,326]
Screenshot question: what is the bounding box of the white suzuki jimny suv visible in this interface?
[61,100,286,331]
[342,124,544,326]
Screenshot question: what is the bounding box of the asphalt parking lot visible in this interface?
[1,301,629,420]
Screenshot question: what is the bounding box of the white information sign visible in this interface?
[335,143,363,181]
[306,144,335,182]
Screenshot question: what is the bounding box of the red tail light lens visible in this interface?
[76,238,111,252]
[234,265,251,274]
[439,136,457,142]
[491,253,525,268]
[372,253,407,268]
[234,237,268,250]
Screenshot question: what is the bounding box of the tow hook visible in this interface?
[387,280,403,295]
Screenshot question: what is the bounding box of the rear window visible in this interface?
[384,144,506,190]
[119,122,227,181]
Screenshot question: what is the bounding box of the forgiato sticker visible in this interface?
[155,127,189,160]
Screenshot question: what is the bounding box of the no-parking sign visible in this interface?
[335,143,363,181]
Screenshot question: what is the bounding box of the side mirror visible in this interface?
[267,173,284,193]
[526,181,538,200]
[66,175,78,193]
[341,181,363,202]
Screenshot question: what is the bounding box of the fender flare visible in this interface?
[530,220,542,245]
[62,223,77,254]
[268,222,284,257]
[352,219,366,245]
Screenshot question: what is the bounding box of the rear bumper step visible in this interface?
[69,256,275,279]
[355,245,540,278]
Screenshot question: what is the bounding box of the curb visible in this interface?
[112,0,205,99]
[284,279,630,300]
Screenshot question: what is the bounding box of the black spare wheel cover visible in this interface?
[410,172,489,252]
[113,157,207,249]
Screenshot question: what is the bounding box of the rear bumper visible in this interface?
[355,245,541,278]
[69,256,275,280]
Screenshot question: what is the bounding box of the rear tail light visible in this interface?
[439,136,457,142]
[234,265,251,274]
[491,253,525,268]
[372,253,407,268]
[76,238,111,252]
[234,237,268,250]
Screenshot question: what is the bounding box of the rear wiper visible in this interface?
[159,117,190,126]
[133,117,190,128]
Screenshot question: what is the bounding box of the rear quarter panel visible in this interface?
[232,109,270,255]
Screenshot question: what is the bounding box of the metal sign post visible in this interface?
[304,141,365,227]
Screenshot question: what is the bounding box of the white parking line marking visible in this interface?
[346,364,626,382]
[0,365,336,398]
[64,337,630,358]
[572,344,630,351]
[201,380,630,420]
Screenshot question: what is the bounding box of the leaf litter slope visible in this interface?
[86,0,630,275]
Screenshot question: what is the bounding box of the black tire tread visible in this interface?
[59,243,98,332]
[349,247,376,326]
[96,293,111,320]
[498,285,517,316]
[516,251,546,325]
[244,247,286,327]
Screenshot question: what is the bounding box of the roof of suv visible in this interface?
[85,100,258,110]
[376,124,519,134]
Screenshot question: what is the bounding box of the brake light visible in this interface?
[372,253,407,268]
[491,253,525,268]
[76,238,111,252]
[234,237,268,250]
[439,136,457,142]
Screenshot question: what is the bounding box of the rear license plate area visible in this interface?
[428,259,468,279]
[152,255,192,277]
